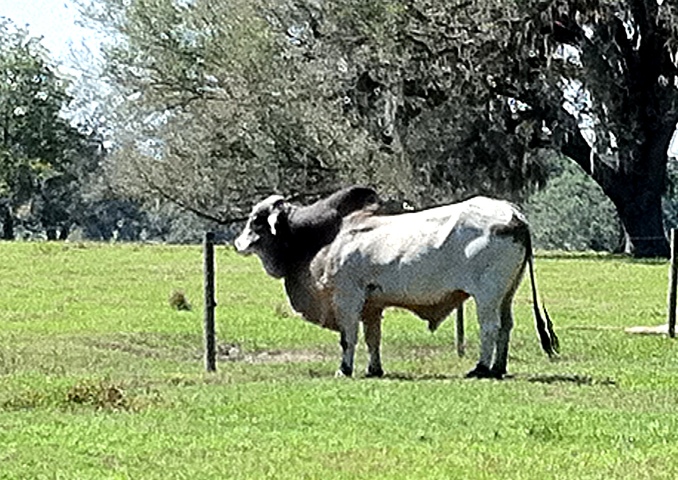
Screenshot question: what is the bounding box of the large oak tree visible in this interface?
[315,0,678,257]
[84,0,678,256]
[502,0,678,257]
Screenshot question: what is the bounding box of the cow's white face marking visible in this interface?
[267,208,282,236]
[234,195,285,255]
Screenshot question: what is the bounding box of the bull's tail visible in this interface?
[525,235,559,357]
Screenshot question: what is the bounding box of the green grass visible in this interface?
[1,242,678,479]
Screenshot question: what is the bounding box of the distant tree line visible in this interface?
[2,1,678,256]
[0,19,102,241]
[0,18,213,243]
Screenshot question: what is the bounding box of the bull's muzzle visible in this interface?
[233,231,255,254]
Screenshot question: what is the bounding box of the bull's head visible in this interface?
[234,186,380,280]
[234,195,289,278]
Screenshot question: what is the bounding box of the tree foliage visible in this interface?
[495,0,678,257]
[0,19,104,239]
[526,156,622,252]
[80,0,389,223]
[82,0,678,256]
[314,0,553,203]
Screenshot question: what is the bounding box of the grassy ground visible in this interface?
[1,242,677,479]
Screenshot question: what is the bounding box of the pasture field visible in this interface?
[1,241,678,479]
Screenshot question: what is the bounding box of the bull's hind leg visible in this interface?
[363,307,384,378]
[490,266,523,378]
[466,299,502,379]
[490,296,514,378]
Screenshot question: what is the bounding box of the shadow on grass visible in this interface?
[384,372,464,382]
[525,373,617,386]
[306,370,463,381]
[385,372,616,386]
[306,369,617,387]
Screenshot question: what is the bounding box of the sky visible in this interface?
[0,0,100,66]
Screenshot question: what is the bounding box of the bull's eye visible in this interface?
[251,213,269,230]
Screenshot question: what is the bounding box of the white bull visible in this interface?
[235,189,558,379]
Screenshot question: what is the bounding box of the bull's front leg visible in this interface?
[334,292,364,378]
[363,307,384,378]
[337,325,358,377]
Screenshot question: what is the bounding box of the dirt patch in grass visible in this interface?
[86,335,333,366]
[66,380,129,410]
[89,340,166,359]
[217,343,333,364]
[86,333,199,362]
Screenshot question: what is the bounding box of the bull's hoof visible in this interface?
[465,364,502,379]
[365,367,384,378]
[335,364,353,378]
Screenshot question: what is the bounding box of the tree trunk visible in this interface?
[595,163,670,258]
[2,209,14,240]
[561,123,671,258]
[59,223,70,241]
[604,128,673,258]
[611,188,669,258]
[45,227,57,241]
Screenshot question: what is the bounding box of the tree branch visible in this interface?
[490,80,622,197]
[147,182,246,225]
[129,157,248,225]
[558,113,621,200]
[611,15,639,94]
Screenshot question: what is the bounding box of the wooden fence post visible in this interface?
[668,228,678,338]
[456,306,465,357]
[204,231,217,372]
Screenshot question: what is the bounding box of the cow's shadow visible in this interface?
[525,373,616,386]
[381,372,463,382]
[390,372,617,386]
[385,372,617,386]
[308,369,616,386]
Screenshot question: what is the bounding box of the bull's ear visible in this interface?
[267,198,287,236]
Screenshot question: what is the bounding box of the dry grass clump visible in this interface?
[169,290,191,311]
[66,380,128,411]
